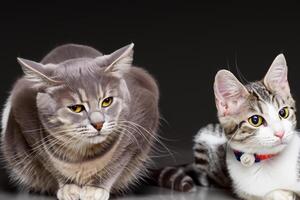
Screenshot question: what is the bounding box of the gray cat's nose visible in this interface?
[91,122,103,131]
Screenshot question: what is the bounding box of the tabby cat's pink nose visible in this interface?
[275,131,285,139]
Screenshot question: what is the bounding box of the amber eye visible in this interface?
[68,105,85,113]
[279,107,289,119]
[101,97,113,108]
[248,115,264,127]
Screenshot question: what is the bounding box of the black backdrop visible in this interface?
[1,1,300,184]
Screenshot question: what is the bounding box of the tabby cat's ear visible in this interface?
[263,54,290,97]
[214,70,249,116]
[17,58,59,85]
[96,43,134,77]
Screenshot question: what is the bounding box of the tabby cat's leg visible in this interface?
[264,190,296,200]
[235,190,263,200]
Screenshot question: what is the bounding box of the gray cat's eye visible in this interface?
[68,104,85,113]
[2,43,160,198]
[101,97,113,108]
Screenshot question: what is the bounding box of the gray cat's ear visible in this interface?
[263,54,290,97]
[214,70,249,116]
[96,43,134,77]
[17,58,59,85]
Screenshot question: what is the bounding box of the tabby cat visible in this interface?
[1,43,160,200]
[156,54,300,200]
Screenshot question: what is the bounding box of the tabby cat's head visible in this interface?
[17,44,134,145]
[214,54,296,154]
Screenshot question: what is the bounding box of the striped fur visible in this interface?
[213,54,300,199]
[149,166,195,192]
[193,124,230,188]
[152,124,230,191]
[154,55,300,200]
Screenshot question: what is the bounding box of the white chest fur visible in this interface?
[46,139,121,185]
[1,95,12,135]
[227,134,300,198]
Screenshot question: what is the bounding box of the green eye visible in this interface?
[279,107,289,119]
[248,115,264,127]
[68,105,85,113]
[101,97,113,108]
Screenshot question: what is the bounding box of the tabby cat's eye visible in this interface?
[68,105,85,113]
[279,107,289,119]
[101,97,113,108]
[248,115,264,127]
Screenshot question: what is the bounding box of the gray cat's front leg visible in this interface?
[80,153,132,200]
[56,183,109,200]
[79,172,120,200]
[80,186,110,200]
[80,167,126,200]
[57,184,81,200]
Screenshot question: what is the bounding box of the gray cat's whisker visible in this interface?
[119,121,159,142]
[112,128,141,149]
[119,124,166,154]
[116,124,175,160]
[2,43,160,197]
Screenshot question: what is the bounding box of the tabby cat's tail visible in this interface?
[147,165,195,192]
[149,124,231,191]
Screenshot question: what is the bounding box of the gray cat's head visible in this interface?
[214,54,296,154]
[17,44,134,145]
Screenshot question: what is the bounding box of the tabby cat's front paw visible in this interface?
[264,190,296,200]
[80,186,110,200]
[57,184,81,200]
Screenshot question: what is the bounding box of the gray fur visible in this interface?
[1,43,160,197]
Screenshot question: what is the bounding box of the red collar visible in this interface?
[233,150,277,163]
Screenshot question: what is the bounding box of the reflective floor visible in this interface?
[0,186,237,200]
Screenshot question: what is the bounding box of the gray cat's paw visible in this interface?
[265,190,296,200]
[80,186,110,200]
[57,184,81,200]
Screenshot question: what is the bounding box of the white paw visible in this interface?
[80,186,110,200]
[57,184,81,200]
[265,190,296,200]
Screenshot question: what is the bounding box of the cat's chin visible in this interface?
[85,135,108,144]
[229,143,288,155]
[255,144,287,155]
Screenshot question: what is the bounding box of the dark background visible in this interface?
[1,1,300,181]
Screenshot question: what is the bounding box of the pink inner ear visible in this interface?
[278,81,290,96]
[214,70,249,117]
[264,54,290,97]
[216,99,229,116]
[265,72,290,97]
[215,82,248,116]
[216,97,246,117]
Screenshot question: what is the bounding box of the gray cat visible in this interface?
[1,43,160,200]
